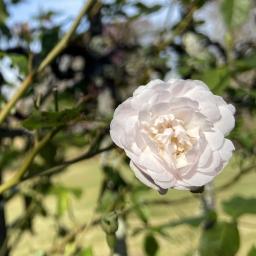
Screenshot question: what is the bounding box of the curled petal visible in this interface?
[130,161,168,194]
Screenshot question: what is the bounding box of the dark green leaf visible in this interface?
[247,245,256,256]
[22,107,82,130]
[0,149,20,169]
[101,211,118,234]
[40,142,57,166]
[98,190,119,213]
[222,196,256,219]
[199,221,240,256]
[135,2,161,15]
[144,233,159,256]
[0,0,8,23]
[203,210,217,229]
[0,22,10,36]
[234,54,256,72]
[103,165,127,189]
[41,26,60,57]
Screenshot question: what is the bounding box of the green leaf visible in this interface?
[40,142,57,166]
[103,165,127,189]
[101,211,119,234]
[0,22,10,36]
[144,233,159,256]
[49,184,82,217]
[234,54,256,72]
[222,196,256,219]
[0,0,8,23]
[248,245,256,256]
[57,191,69,217]
[193,67,230,93]
[0,149,20,169]
[22,107,82,130]
[33,251,46,256]
[221,0,251,29]
[131,188,149,224]
[79,247,94,256]
[135,2,161,15]
[134,203,149,224]
[97,190,119,213]
[9,54,28,75]
[41,26,60,57]
[157,215,204,230]
[199,221,240,256]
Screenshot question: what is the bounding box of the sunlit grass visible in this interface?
[6,152,256,256]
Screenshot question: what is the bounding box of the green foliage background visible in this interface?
[0,0,256,255]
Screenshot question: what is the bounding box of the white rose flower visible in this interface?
[110,79,235,193]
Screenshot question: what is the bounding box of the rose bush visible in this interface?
[110,79,235,192]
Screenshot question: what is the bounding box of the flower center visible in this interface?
[144,114,195,158]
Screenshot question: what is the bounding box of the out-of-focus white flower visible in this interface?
[110,79,235,193]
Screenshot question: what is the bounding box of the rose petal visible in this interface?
[110,78,235,191]
[204,129,224,150]
[215,105,235,135]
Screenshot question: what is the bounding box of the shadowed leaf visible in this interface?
[199,221,240,256]
[222,196,256,218]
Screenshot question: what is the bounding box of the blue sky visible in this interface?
[8,0,84,24]
[7,0,179,28]
[1,0,180,94]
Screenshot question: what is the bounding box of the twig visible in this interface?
[0,127,33,139]
[23,125,114,179]
[0,0,95,125]
[217,164,256,192]
[48,223,87,254]
[26,143,115,179]
[0,128,60,195]
[48,203,99,254]
[7,203,37,253]
[173,5,197,36]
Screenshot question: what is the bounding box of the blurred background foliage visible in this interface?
[0,0,256,255]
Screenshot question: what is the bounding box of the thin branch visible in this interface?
[48,202,99,254]
[217,164,256,192]
[0,47,29,56]
[23,125,113,179]
[25,144,115,179]
[0,0,95,125]
[0,127,33,139]
[0,128,60,195]
[48,223,87,255]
